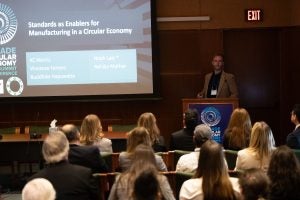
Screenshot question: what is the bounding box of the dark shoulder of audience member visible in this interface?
[268,145,300,200]
[61,124,108,173]
[239,168,269,200]
[169,109,199,151]
[134,169,161,200]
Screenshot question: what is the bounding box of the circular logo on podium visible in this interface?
[6,76,24,96]
[0,3,18,45]
[201,106,221,126]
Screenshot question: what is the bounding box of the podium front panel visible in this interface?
[183,98,238,143]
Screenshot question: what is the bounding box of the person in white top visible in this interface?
[180,140,241,200]
[176,124,213,174]
[235,121,275,173]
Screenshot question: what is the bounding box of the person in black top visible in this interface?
[61,124,108,173]
[286,104,300,149]
[197,53,238,98]
[28,131,100,200]
[170,109,199,151]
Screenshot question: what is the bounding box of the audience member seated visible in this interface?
[28,131,99,200]
[170,109,199,151]
[137,112,166,152]
[108,144,175,200]
[179,140,241,200]
[176,124,212,174]
[223,108,252,150]
[80,114,113,153]
[61,124,108,173]
[239,168,269,200]
[134,169,161,200]
[235,121,275,173]
[119,127,167,171]
[268,145,300,200]
[286,104,300,149]
[22,178,56,200]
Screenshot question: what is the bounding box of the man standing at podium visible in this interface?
[197,53,238,98]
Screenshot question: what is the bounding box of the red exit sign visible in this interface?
[245,9,263,22]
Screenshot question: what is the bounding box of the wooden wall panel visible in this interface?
[224,29,280,107]
[223,28,281,143]
[279,27,300,143]
[159,29,223,74]
[157,0,300,30]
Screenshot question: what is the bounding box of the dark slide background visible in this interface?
[0,0,154,98]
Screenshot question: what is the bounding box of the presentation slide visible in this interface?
[0,0,155,98]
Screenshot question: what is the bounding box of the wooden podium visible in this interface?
[182,98,239,143]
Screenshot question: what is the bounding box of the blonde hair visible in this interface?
[80,114,103,145]
[137,112,160,143]
[249,121,275,164]
[42,131,69,163]
[126,127,152,153]
[22,178,56,200]
[225,108,252,149]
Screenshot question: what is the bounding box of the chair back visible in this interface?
[293,149,300,162]
[0,127,20,134]
[175,172,193,199]
[109,124,136,132]
[101,152,120,172]
[224,149,238,170]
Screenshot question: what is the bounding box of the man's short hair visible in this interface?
[22,178,56,200]
[213,53,224,61]
[292,104,300,121]
[42,131,69,163]
[185,109,199,130]
[61,124,80,142]
[194,124,213,147]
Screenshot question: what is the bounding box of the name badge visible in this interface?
[211,89,217,96]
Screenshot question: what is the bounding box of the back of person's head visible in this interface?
[184,109,199,130]
[61,124,80,142]
[131,144,156,167]
[193,124,213,147]
[119,144,159,199]
[196,140,227,178]
[292,104,300,122]
[239,168,269,200]
[249,121,275,159]
[134,169,160,200]
[80,114,102,145]
[42,131,69,163]
[137,112,160,143]
[22,178,56,200]
[268,145,300,181]
[226,108,252,147]
[196,140,237,200]
[127,127,152,153]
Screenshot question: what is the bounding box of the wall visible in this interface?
[157,0,299,30]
